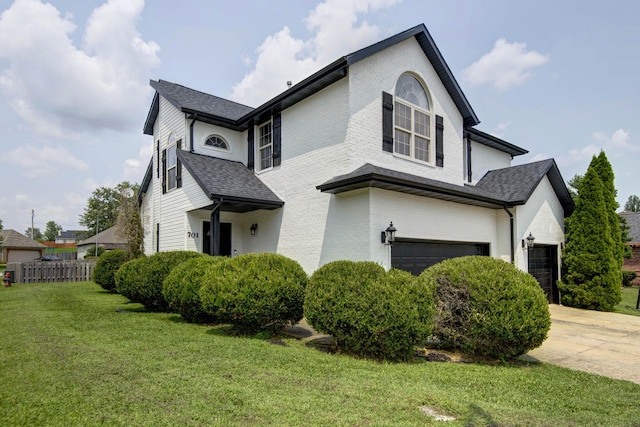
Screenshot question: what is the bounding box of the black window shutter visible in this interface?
[156,140,160,178]
[161,148,167,194]
[176,139,182,188]
[382,92,393,152]
[247,126,255,170]
[273,112,281,167]
[435,115,444,167]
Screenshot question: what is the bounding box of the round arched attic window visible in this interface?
[395,73,430,110]
[204,135,229,150]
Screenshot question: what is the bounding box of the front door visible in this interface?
[528,245,559,303]
[203,222,232,256]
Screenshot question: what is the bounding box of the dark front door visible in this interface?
[528,245,559,303]
[392,240,490,276]
[203,222,232,256]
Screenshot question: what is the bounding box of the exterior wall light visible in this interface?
[522,232,535,249]
[381,222,397,245]
[250,223,258,236]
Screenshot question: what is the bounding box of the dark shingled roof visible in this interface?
[145,24,480,135]
[0,230,47,249]
[620,212,640,243]
[177,150,284,212]
[144,80,254,134]
[317,160,575,216]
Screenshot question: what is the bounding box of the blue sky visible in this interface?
[0,0,638,233]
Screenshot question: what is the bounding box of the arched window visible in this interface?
[204,135,229,150]
[394,73,431,163]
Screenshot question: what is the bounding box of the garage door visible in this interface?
[392,240,490,276]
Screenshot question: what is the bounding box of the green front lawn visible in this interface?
[615,286,640,316]
[1,282,639,426]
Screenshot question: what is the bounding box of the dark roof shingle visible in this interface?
[178,150,283,212]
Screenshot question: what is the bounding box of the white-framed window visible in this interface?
[258,121,272,170]
[166,144,177,190]
[394,73,432,163]
[204,134,229,151]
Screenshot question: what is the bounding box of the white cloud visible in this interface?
[123,142,153,181]
[593,129,639,152]
[5,144,89,178]
[462,39,549,91]
[491,121,511,138]
[0,0,159,137]
[230,0,400,106]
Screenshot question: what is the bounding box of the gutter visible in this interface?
[503,205,515,264]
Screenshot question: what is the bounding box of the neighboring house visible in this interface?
[138,24,574,303]
[76,226,127,259]
[55,230,86,244]
[0,229,47,263]
[620,211,640,281]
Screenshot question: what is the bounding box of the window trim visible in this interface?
[393,73,433,165]
[257,120,273,171]
[203,134,231,153]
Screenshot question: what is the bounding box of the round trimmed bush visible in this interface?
[115,251,207,311]
[93,249,130,291]
[162,256,228,323]
[199,253,307,332]
[416,256,550,359]
[304,260,435,361]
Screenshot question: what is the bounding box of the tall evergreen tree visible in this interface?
[558,158,621,310]
[591,151,625,270]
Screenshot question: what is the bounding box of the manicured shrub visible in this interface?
[622,270,637,287]
[162,256,227,323]
[93,249,130,291]
[304,260,434,362]
[199,253,307,332]
[115,251,206,311]
[416,256,550,359]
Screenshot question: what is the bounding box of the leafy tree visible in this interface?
[25,227,43,241]
[43,221,62,242]
[624,195,640,212]
[79,181,139,237]
[115,186,145,258]
[567,174,583,202]
[558,156,621,311]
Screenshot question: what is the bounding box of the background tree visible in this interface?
[115,187,145,258]
[567,174,584,202]
[79,181,139,237]
[558,156,621,311]
[624,195,640,212]
[25,227,43,241]
[43,221,62,242]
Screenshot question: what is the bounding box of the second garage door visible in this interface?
[391,240,490,276]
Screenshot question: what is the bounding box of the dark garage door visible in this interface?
[528,245,559,304]
[392,240,490,276]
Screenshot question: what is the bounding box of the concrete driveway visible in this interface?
[526,304,640,384]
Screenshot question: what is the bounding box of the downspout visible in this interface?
[503,205,515,264]
[189,113,198,153]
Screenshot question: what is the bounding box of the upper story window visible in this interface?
[166,144,177,190]
[394,73,432,163]
[204,135,229,150]
[258,121,273,170]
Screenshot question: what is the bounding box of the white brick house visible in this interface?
[139,24,573,303]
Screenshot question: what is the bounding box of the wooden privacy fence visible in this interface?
[6,260,96,284]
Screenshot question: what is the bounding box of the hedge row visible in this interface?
[106,250,551,361]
